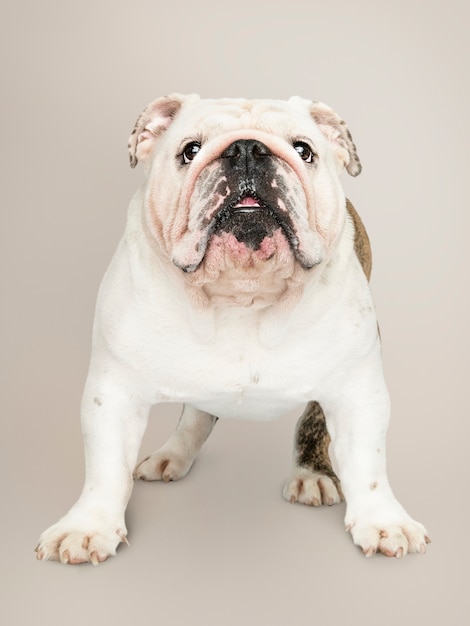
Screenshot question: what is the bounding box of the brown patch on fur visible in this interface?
[346,199,381,338]
[294,401,343,497]
[346,199,372,281]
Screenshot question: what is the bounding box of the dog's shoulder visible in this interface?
[346,199,372,282]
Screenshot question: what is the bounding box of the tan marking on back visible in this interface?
[346,199,372,281]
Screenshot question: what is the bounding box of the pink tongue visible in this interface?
[236,196,260,207]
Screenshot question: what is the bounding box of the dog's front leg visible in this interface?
[36,368,150,565]
[322,347,430,558]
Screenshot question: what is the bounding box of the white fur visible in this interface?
[36,96,428,564]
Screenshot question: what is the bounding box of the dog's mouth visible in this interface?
[172,188,319,274]
[212,192,299,252]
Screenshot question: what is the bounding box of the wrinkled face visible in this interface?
[129,95,360,305]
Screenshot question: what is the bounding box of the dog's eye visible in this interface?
[181,141,201,164]
[293,141,315,163]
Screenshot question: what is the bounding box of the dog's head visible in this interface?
[128,94,361,306]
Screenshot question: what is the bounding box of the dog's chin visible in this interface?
[200,203,292,270]
[205,226,294,271]
[180,214,307,308]
[170,197,325,309]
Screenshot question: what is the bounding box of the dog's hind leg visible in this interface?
[134,404,217,482]
[283,401,343,506]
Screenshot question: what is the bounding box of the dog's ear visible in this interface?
[128,94,190,168]
[309,101,362,176]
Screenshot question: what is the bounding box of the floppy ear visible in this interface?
[309,101,362,176]
[128,94,189,168]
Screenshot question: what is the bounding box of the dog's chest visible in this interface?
[123,301,352,420]
[163,326,309,419]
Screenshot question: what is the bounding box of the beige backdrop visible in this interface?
[1,0,468,624]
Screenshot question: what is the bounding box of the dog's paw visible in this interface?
[134,447,194,482]
[346,515,430,558]
[36,517,128,565]
[283,467,343,506]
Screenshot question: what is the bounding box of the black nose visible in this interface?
[221,139,271,167]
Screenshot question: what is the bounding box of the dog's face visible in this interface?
[128,95,361,305]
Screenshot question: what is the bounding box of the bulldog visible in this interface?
[36,94,429,564]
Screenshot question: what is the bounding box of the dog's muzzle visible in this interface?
[172,139,323,273]
[212,140,287,249]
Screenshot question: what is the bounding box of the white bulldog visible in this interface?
[36,94,429,564]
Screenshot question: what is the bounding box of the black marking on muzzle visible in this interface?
[214,191,296,251]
